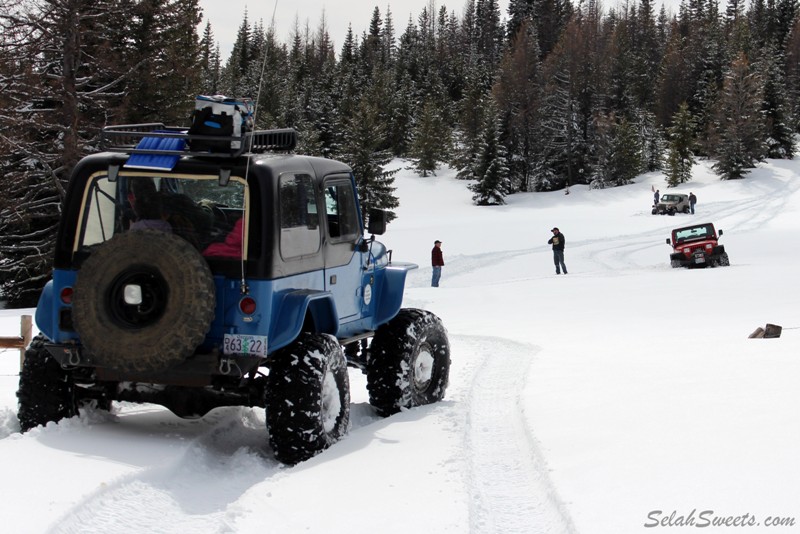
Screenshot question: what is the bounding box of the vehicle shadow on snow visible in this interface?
[40,400,452,529]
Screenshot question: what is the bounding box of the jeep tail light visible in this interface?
[60,287,74,305]
[239,296,257,315]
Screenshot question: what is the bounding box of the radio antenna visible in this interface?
[239,0,280,294]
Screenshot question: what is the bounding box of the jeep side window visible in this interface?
[278,174,321,259]
[324,181,359,240]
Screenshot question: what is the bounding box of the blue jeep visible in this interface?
[17,125,451,464]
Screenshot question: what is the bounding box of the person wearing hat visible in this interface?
[548,227,568,275]
[431,240,444,287]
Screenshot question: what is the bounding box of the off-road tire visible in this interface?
[717,252,730,266]
[683,206,690,213]
[366,308,451,416]
[72,231,215,373]
[266,333,350,465]
[17,335,77,431]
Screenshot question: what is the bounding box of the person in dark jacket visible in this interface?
[431,240,444,287]
[689,192,697,214]
[548,227,568,275]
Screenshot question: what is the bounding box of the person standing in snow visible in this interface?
[654,189,660,205]
[431,240,444,287]
[689,192,697,214]
[548,227,568,275]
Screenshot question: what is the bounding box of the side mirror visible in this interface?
[666,238,672,245]
[718,229,723,237]
[367,209,388,235]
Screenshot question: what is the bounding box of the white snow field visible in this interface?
[1,157,799,533]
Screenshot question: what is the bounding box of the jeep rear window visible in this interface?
[76,173,248,258]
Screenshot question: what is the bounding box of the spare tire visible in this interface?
[73,231,215,373]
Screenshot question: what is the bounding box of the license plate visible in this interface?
[694,257,705,264]
[223,334,268,357]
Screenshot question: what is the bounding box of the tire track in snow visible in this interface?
[47,408,276,534]
[460,335,576,534]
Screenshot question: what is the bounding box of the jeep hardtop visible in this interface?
[18,124,451,464]
[666,222,730,268]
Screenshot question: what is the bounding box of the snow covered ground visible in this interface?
[1,157,799,533]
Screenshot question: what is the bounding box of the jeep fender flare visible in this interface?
[34,280,55,341]
[270,290,339,351]
[374,263,418,326]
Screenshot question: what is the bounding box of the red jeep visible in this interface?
[666,222,730,268]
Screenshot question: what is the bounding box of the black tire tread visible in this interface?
[17,335,77,431]
[265,333,350,465]
[366,308,451,416]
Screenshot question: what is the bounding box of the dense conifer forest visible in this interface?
[1,0,798,305]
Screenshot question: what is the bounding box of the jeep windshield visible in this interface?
[75,172,248,259]
[673,224,715,244]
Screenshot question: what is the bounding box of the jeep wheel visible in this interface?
[683,206,690,214]
[266,333,350,464]
[717,252,730,266]
[17,335,78,431]
[72,231,215,373]
[366,308,451,416]
[668,207,676,215]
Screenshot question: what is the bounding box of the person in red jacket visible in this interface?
[431,240,444,287]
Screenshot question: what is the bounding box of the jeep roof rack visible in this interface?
[101,123,297,158]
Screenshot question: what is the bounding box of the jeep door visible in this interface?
[321,176,364,320]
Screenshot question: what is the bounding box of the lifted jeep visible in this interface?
[666,222,730,268]
[17,124,451,464]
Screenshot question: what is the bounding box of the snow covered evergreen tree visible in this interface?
[469,101,511,205]
[754,43,794,159]
[0,0,138,306]
[340,97,400,223]
[665,103,696,187]
[711,53,766,179]
[409,99,451,176]
[591,115,642,188]
[493,19,542,192]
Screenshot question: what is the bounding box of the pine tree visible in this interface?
[754,43,794,159]
[340,97,400,223]
[469,101,511,205]
[198,22,222,94]
[665,103,696,187]
[711,53,766,179]
[493,19,542,192]
[409,100,451,176]
[123,0,202,124]
[0,0,133,306]
[592,115,642,188]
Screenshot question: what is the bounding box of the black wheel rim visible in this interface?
[106,266,169,328]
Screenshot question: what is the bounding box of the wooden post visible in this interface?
[0,314,32,368]
[20,315,32,367]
